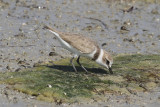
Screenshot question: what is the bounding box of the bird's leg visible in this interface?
[76,56,88,73]
[70,56,77,72]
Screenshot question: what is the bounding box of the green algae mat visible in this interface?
[0,54,160,103]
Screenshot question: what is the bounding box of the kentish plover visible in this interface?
[44,25,113,74]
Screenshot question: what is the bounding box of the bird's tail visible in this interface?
[43,25,60,38]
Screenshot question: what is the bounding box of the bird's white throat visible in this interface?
[95,49,106,67]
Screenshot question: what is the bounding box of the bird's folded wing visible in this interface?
[60,34,98,54]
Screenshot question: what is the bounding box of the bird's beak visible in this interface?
[109,67,113,74]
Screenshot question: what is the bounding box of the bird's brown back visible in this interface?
[60,33,98,53]
[44,25,99,53]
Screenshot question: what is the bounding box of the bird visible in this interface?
[43,25,113,74]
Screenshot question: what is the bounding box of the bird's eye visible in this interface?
[106,60,110,65]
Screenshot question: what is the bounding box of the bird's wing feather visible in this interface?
[43,25,98,53]
[60,33,98,54]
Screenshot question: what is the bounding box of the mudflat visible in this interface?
[0,0,160,106]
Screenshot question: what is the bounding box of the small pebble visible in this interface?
[49,52,58,56]
[47,84,52,88]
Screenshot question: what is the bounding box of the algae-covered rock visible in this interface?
[127,83,144,93]
[37,95,54,102]
[145,82,157,90]
[108,85,130,95]
[99,75,125,83]
[0,54,159,103]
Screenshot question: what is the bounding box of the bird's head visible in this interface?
[96,49,113,74]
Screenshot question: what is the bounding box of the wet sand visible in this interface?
[0,0,160,106]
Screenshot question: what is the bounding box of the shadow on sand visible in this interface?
[47,65,109,74]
